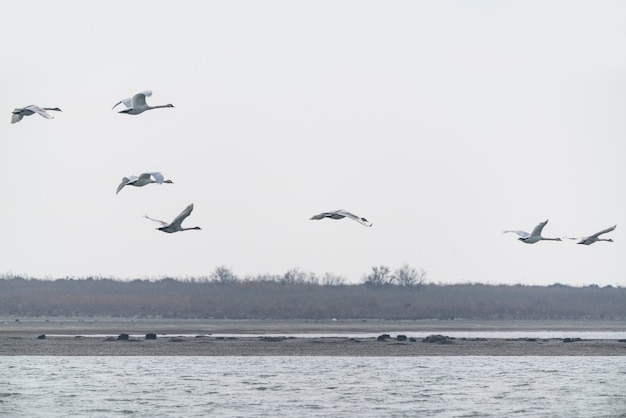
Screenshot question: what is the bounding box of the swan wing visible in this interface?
[503,230,530,238]
[310,210,345,220]
[112,97,132,110]
[335,210,359,219]
[310,212,331,220]
[131,90,153,108]
[136,173,154,184]
[529,220,548,238]
[588,224,617,239]
[144,214,169,227]
[336,210,372,227]
[11,113,23,123]
[170,203,194,229]
[26,105,54,119]
[149,172,164,184]
[116,177,130,194]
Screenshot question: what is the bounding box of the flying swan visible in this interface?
[503,219,561,244]
[144,203,201,233]
[310,210,373,227]
[11,105,62,124]
[570,224,616,245]
[116,172,173,194]
[111,90,174,115]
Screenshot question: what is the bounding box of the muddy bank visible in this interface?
[1,318,625,356]
[1,335,625,356]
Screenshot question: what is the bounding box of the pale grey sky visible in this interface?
[1,1,624,285]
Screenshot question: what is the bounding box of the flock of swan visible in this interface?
[11,90,374,233]
[503,220,616,245]
[11,90,616,242]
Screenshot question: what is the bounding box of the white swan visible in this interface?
[144,203,201,233]
[571,225,616,245]
[11,105,62,124]
[116,172,173,194]
[503,219,561,244]
[111,90,174,115]
[310,209,373,227]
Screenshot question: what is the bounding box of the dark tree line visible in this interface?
[0,268,623,320]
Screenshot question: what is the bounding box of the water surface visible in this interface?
[2,356,625,417]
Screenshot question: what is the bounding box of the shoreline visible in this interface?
[1,336,625,356]
[1,318,625,356]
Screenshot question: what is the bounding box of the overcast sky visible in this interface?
[1,1,624,286]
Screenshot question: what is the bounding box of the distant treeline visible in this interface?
[0,268,624,320]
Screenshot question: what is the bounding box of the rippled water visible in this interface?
[1,356,625,417]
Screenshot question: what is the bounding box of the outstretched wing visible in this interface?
[310,210,346,220]
[588,224,617,239]
[131,90,153,108]
[27,105,54,119]
[149,172,164,184]
[336,210,373,227]
[116,177,130,194]
[143,214,168,227]
[136,173,154,183]
[169,203,194,229]
[310,212,331,220]
[11,113,23,123]
[112,96,133,110]
[503,230,530,238]
[529,220,548,238]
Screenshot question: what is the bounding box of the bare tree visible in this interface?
[210,266,238,284]
[392,264,426,287]
[281,268,317,284]
[320,273,347,286]
[363,265,392,287]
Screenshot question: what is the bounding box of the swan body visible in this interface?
[144,203,201,233]
[112,90,174,115]
[116,172,173,194]
[310,209,373,227]
[574,225,616,245]
[503,219,561,244]
[11,105,62,123]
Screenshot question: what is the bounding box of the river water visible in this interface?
[1,356,625,417]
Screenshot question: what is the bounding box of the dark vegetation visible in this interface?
[0,266,624,320]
